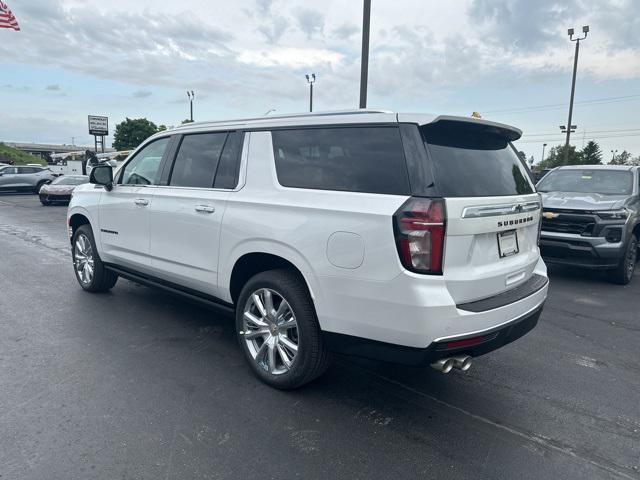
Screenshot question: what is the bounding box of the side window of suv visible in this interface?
[214,131,244,189]
[169,132,228,188]
[120,137,170,185]
[271,127,410,195]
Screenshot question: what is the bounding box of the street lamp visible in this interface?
[187,90,195,122]
[541,143,547,163]
[305,74,316,112]
[563,25,589,163]
[611,149,618,163]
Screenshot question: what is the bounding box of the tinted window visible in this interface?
[421,123,534,197]
[0,167,17,174]
[214,131,244,189]
[170,133,227,188]
[19,167,38,174]
[272,127,410,195]
[120,137,169,185]
[537,169,633,195]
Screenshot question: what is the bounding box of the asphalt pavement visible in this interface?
[1,193,639,480]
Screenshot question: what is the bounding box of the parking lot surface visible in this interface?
[1,193,639,480]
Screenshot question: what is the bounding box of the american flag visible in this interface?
[0,1,20,31]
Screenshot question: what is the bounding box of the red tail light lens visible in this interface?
[393,197,446,274]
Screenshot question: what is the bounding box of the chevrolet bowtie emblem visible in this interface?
[543,212,559,219]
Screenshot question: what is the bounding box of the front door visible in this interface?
[98,137,171,271]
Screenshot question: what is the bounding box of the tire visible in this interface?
[34,181,47,194]
[235,269,330,389]
[609,235,638,285]
[40,197,50,206]
[71,224,118,292]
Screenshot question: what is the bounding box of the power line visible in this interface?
[482,94,640,115]
[517,132,640,144]
[522,128,640,137]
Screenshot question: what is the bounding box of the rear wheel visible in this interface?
[235,269,330,389]
[72,225,118,292]
[40,199,51,206]
[609,235,638,285]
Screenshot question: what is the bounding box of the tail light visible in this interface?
[393,197,446,274]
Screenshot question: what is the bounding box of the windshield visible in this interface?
[537,169,633,195]
[52,176,88,186]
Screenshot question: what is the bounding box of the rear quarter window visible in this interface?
[420,123,534,197]
[272,127,410,195]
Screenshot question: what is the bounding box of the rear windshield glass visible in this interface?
[52,176,88,185]
[421,123,534,197]
[537,169,633,195]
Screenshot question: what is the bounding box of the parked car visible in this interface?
[537,165,640,284]
[67,110,548,389]
[0,165,56,193]
[39,175,89,205]
[531,168,551,184]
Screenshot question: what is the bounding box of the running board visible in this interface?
[104,264,235,316]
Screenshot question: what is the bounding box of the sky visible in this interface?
[0,0,639,163]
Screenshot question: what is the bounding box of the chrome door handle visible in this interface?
[194,204,215,213]
[134,198,149,206]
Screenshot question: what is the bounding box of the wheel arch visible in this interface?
[223,242,320,309]
[67,208,94,244]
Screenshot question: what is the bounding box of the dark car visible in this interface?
[537,165,640,284]
[39,175,89,205]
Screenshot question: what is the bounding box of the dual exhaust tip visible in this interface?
[431,355,472,373]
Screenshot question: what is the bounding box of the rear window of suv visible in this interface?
[272,127,410,195]
[420,122,534,197]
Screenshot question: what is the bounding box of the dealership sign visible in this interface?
[88,115,109,136]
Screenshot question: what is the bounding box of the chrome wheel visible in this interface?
[74,234,95,285]
[242,288,299,375]
[626,240,637,279]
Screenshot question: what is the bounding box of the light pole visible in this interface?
[611,150,618,163]
[187,90,195,122]
[359,0,371,109]
[564,25,589,163]
[305,74,316,112]
[541,143,547,163]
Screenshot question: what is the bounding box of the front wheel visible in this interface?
[235,269,330,389]
[35,181,47,194]
[609,235,638,285]
[72,225,118,292]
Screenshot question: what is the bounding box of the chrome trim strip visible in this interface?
[462,201,541,219]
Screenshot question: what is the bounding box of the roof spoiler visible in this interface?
[426,115,522,142]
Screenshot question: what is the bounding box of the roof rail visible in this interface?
[173,109,393,130]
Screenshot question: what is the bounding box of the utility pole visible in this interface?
[611,150,618,163]
[359,0,371,109]
[305,74,316,112]
[564,25,589,163]
[187,90,195,122]
[541,143,547,163]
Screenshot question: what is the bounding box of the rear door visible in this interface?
[401,119,541,304]
[148,131,244,296]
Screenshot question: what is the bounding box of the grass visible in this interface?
[0,143,43,165]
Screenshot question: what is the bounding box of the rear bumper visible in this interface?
[540,231,626,269]
[324,303,543,366]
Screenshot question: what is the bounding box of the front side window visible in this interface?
[272,127,410,195]
[120,137,170,185]
[169,132,227,188]
[537,169,634,195]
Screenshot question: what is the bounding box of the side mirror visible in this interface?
[90,165,114,191]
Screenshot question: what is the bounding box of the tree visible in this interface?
[181,119,194,124]
[538,144,580,169]
[610,150,632,165]
[628,155,640,166]
[158,124,167,132]
[579,141,602,165]
[112,118,160,151]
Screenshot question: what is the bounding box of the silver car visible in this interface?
[0,165,56,193]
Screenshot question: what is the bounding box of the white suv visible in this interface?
[67,110,548,389]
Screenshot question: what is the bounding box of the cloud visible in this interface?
[132,90,152,98]
[45,84,61,91]
[257,16,289,44]
[293,7,324,39]
[332,24,359,40]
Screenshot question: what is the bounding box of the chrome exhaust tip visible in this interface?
[431,358,455,374]
[451,355,472,372]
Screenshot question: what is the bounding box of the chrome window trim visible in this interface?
[462,200,541,218]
